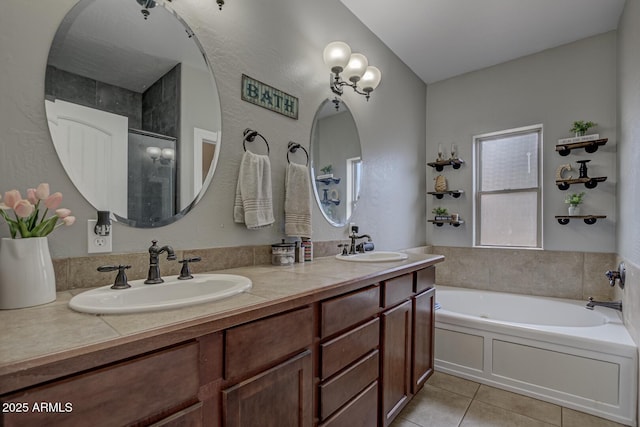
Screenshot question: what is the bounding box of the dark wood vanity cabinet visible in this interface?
[0,263,438,427]
[318,286,381,426]
[380,268,436,426]
[318,267,436,427]
[1,339,211,427]
[222,306,314,427]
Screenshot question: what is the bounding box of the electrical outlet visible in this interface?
[87,220,112,253]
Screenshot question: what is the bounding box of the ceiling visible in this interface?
[48,0,207,93]
[339,0,626,84]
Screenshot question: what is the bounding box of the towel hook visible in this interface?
[287,141,309,166]
[243,128,270,155]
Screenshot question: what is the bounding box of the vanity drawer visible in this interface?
[225,306,313,380]
[321,285,380,338]
[319,350,379,420]
[1,342,200,427]
[319,381,378,427]
[321,317,379,379]
[415,267,435,293]
[382,273,415,308]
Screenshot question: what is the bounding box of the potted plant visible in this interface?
[565,192,585,216]
[570,120,597,137]
[432,206,450,221]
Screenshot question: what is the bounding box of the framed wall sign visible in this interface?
[241,74,298,120]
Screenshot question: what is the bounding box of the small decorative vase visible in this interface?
[568,205,580,216]
[0,237,56,309]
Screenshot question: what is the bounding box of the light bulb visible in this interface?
[161,148,175,161]
[323,41,351,74]
[146,146,161,160]
[343,53,368,83]
[359,66,382,93]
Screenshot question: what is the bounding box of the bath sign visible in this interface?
[241,74,298,120]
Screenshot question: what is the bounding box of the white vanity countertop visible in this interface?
[0,253,443,391]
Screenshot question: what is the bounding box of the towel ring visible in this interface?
[243,128,270,155]
[287,141,309,166]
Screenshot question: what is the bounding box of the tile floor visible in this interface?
[392,371,627,427]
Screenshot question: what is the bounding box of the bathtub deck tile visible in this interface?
[474,385,562,426]
[396,384,471,427]
[561,408,627,427]
[427,371,480,398]
[460,400,556,427]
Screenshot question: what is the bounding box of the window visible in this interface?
[473,125,543,248]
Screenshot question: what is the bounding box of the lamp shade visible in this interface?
[343,53,368,83]
[359,66,382,93]
[161,148,175,161]
[323,41,351,74]
[146,146,161,160]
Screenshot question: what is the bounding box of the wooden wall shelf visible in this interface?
[427,190,464,199]
[556,176,607,190]
[555,215,606,225]
[427,158,464,171]
[556,138,608,156]
[428,219,464,227]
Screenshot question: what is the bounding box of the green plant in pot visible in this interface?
[565,192,585,216]
[570,120,597,137]
[432,206,449,221]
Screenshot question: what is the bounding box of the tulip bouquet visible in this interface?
[0,183,76,238]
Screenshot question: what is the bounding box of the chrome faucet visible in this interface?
[586,297,622,311]
[145,240,177,284]
[348,225,372,254]
[605,262,626,288]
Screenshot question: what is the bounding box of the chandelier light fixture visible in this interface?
[323,41,382,102]
[136,0,225,20]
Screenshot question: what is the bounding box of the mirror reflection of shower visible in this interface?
[129,129,177,226]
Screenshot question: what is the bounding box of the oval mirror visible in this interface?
[44,0,222,227]
[310,98,362,227]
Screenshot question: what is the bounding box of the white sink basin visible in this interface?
[69,274,252,314]
[335,251,409,262]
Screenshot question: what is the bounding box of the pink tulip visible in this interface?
[26,188,38,204]
[62,216,76,226]
[44,192,63,210]
[55,208,72,218]
[4,190,22,209]
[35,183,50,200]
[13,200,34,218]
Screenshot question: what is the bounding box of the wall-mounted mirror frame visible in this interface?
[44,0,222,227]
[310,98,362,227]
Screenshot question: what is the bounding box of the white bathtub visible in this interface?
[435,286,637,426]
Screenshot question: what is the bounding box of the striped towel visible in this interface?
[234,151,274,229]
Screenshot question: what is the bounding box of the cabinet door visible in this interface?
[380,299,412,427]
[1,342,200,427]
[412,287,435,393]
[222,350,312,427]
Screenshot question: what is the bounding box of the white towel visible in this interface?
[234,151,274,229]
[284,162,312,238]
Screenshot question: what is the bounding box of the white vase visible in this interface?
[568,205,580,216]
[0,237,56,309]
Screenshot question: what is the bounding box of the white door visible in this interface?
[46,100,128,217]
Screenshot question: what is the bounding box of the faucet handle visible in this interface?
[97,265,131,289]
[337,243,349,256]
[178,257,201,280]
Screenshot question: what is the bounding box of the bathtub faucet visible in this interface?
[585,297,622,311]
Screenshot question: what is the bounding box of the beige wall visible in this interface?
[0,0,427,257]
[425,31,617,252]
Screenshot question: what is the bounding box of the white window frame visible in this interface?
[472,124,544,249]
